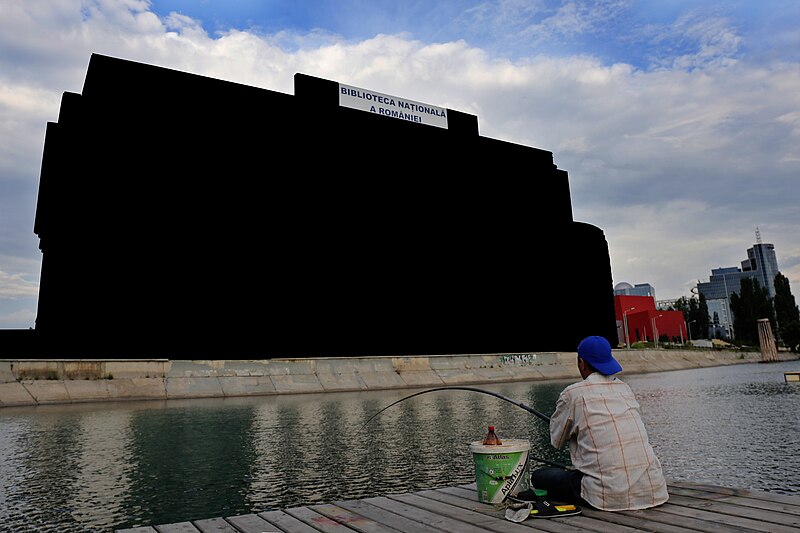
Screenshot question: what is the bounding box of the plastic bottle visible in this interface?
[483,425,502,445]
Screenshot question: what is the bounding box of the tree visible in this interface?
[774,272,800,352]
[672,296,687,314]
[730,278,776,346]
[697,293,710,339]
[674,294,710,339]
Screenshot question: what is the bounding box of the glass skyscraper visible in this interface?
[746,243,779,299]
[697,242,780,339]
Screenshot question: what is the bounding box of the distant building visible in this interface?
[696,236,780,340]
[745,242,780,299]
[614,282,656,299]
[614,294,687,347]
[656,299,679,311]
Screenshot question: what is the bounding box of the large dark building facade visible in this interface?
[25,53,617,356]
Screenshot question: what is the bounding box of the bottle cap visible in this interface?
[488,426,494,431]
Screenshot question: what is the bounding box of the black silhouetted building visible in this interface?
[21,53,617,357]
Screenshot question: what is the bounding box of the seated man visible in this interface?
[531,335,669,511]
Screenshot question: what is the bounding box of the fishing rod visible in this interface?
[361,386,570,470]
[362,385,552,427]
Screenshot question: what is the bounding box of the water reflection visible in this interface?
[625,363,800,494]
[118,401,258,528]
[71,411,133,529]
[0,359,797,531]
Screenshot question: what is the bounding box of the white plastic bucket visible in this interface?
[469,439,531,504]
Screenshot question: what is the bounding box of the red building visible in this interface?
[614,295,688,346]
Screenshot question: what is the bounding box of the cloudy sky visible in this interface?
[1,0,799,329]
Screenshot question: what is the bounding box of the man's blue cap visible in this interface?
[577,336,622,375]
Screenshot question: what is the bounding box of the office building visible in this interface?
[697,237,780,340]
[614,282,656,299]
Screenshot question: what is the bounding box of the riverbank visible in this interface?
[1,349,797,407]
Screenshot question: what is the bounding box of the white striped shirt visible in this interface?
[550,372,669,510]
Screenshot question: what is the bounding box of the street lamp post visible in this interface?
[651,314,663,348]
[688,319,697,343]
[623,307,636,348]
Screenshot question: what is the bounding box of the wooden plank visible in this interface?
[286,507,364,532]
[310,503,405,533]
[335,498,445,533]
[426,487,586,533]
[225,513,281,533]
[654,497,799,533]
[154,523,201,533]
[615,506,758,533]
[668,485,800,517]
[421,487,647,533]
[119,482,800,533]
[258,510,318,533]
[664,493,800,531]
[390,493,526,533]
[669,481,800,508]
[436,485,489,502]
[416,488,589,533]
[192,517,240,532]
[459,480,800,532]
[363,495,490,533]
[578,507,708,533]
[436,486,751,533]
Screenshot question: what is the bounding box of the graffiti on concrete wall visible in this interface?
[499,353,538,366]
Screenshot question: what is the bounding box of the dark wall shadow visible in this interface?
[17,53,618,357]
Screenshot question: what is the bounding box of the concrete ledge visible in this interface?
[317,372,369,392]
[263,360,317,377]
[0,361,17,383]
[63,380,110,402]
[107,378,167,400]
[106,361,168,379]
[219,376,277,396]
[1,350,796,407]
[270,373,325,394]
[398,370,445,387]
[0,382,36,406]
[166,377,225,399]
[22,380,71,404]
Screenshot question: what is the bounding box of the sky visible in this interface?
[1,0,799,330]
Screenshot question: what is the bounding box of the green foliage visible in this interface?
[774,272,800,351]
[730,278,776,346]
[674,294,710,339]
[697,294,710,337]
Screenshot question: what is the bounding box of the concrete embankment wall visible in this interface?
[1,350,796,407]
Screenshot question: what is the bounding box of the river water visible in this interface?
[1,359,798,532]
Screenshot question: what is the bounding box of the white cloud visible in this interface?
[0,268,39,298]
[0,0,799,327]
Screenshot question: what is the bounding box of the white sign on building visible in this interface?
[338,83,448,129]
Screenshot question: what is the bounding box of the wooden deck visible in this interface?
[117,481,800,532]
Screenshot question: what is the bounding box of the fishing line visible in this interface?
[362,386,551,425]
[361,386,571,470]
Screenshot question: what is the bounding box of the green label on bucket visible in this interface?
[469,439,530,504]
